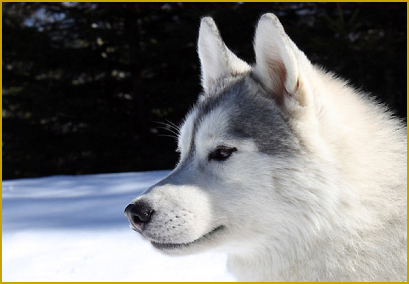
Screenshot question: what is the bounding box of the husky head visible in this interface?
[125,14,322,256]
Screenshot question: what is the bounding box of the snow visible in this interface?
[2,171,236,282]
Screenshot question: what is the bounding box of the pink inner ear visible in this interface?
[263,56,289,105]
[295,80,299,93]
[281,79,299,106]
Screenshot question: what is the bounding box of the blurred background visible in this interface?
[3,2,407,180]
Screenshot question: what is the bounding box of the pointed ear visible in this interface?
[198,17,251,93]
[253,13,302,102]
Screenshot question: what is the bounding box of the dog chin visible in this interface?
[150,225,226,255]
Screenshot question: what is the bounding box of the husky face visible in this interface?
[124,14,309,256]
[126,75,301,256]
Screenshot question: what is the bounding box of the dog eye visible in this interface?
[208,147,237,162]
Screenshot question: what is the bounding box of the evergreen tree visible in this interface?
[3,3,406,179]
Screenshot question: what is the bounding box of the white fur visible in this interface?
[198,17,251,93]
[253,14,300,96]
[129,13,407,281]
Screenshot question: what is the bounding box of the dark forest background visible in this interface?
[3,2,407,180]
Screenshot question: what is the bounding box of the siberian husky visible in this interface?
[125,14,407,281]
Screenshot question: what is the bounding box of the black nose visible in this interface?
[124,201,154,232]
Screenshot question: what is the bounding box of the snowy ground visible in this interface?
[2,171,235,282]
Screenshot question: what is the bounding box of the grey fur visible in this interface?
[188,75,299,158]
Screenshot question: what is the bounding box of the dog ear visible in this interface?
[253,14,307,104]
[198,17,251,93]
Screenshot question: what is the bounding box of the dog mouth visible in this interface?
[151,225,225,250]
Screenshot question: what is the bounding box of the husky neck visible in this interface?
[224,153,348,282]
[224,67,406,282]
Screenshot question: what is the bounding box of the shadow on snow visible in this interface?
[2,170,170,231]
